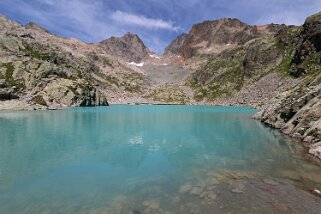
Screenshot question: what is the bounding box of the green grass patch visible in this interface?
[1,62,25,90]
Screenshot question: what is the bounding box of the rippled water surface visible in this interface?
[0,105,320,213]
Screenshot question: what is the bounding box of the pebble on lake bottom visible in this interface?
[179,184,192,193]
[142,200,160,210]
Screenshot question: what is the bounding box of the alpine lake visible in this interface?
[0,105,321,214]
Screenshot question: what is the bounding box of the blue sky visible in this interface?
[1,0,321,54]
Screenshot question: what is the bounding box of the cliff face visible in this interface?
[254,12,321,158]
[164,33,188,56]
[164,18,285,59]
[98,32,151,63]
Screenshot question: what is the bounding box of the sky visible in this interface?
[0,0,321,54]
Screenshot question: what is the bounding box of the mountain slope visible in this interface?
[0,16,147,109]
[187,25,300,105]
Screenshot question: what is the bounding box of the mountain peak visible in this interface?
[98,32,151,62]
[123,32,138,38]
[25,22,51,34]
[164,17,285,59]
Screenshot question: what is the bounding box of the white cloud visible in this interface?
[0,0,123,42]
[111,10,179,31]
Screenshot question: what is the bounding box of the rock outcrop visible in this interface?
[254,12,321,159]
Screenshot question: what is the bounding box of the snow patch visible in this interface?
[129,62,144,67]
[149,53,161,59]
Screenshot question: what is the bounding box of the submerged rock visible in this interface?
[190,186,203,195]
[179,184,192,193]
[142,200,160,210]
[262,179,279,186]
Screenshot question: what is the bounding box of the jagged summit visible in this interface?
[165,17,285,59]
[98,32,151,63]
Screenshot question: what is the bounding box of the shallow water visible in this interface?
[0,105,320,213]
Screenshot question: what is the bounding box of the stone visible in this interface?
[293,132,302,139]
[231,188,244,193]
[142,200,160,210]
[262,179,278,186]
[309,144,321,159]
[313,189,321,196]
[304,136,315,143]
[179,184,192,193]
[207,192,217,201]
[171,196,180,204]
[190,186,203,195]
[230,181,245,193]
[200,191,208,198]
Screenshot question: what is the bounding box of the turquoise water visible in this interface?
[0,105,320,213]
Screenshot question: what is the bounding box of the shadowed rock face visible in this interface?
[164,33,188,56]
[292,11,321,68]
[98,32,151,63]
